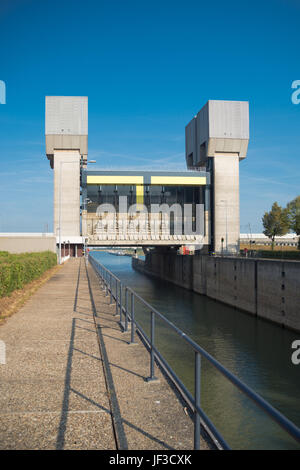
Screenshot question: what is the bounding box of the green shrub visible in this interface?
[0,251,57,297]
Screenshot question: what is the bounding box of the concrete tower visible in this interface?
[45,96,88,239]
[185,100,249,253]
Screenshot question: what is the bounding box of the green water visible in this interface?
[91,251,300,450]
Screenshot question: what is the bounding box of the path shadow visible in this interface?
[56,260,109,449]
[56,258,176,451]
[86,263,176,450]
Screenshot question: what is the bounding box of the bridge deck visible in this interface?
[87,235,204,246]
[0,258,211,450]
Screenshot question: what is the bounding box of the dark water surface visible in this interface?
[91,251,300,450]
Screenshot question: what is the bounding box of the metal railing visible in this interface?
[89,254,300,450]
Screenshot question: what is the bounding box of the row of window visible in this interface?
[86,185,204,211]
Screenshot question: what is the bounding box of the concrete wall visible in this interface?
[133,252,300,333]
[255,260,300,331]
[0,235,56,254]
[213,155,240,254]
[141,250,193,290]
[53,150,81,237]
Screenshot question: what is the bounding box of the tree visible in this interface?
[286,196,300,249]
[262,202,290,250]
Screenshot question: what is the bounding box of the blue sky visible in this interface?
[0,0,299,232]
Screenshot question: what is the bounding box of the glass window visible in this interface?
[87,184,137,212]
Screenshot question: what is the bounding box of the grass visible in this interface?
[240,244,300,260]
[240,243,298,251]
[0,251,57,297]
[0,262,61,326]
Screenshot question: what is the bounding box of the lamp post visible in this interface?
[83,197,92,257]
[248,222,252,251]
[220,199,228,254]
[82,161,96,259]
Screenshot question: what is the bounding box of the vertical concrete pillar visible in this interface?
[45,96,88,242]
[53,150,81,237]
[185,100,249,254]
[213,154,240,253]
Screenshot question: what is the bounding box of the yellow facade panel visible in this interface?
[87,175,143,185]
[150,176,206,185]
[136,185,144,205]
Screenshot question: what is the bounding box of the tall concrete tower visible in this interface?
[185,100,249,253]
[45,96,88,238]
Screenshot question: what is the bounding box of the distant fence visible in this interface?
[241,250,300,261]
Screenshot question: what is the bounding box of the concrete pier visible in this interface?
[0,259,211,450]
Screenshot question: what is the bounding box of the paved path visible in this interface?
[0,258,211,450]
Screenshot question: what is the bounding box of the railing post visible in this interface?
[130,292,136,344]
[125,288,128,332]
[146,311,158,382]
[105,270,108,296]
[115,279,118,316]
[119,282,122,323]
[110,274,112,304]
[194,351,201,450]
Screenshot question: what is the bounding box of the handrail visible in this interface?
[89,254,300,450]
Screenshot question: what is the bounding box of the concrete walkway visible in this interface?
[0,258,211,450]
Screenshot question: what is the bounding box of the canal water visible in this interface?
[91,251,300,450]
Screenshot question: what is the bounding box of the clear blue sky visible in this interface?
[0,0,299,232]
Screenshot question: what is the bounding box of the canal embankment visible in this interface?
[133,252,300,333]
